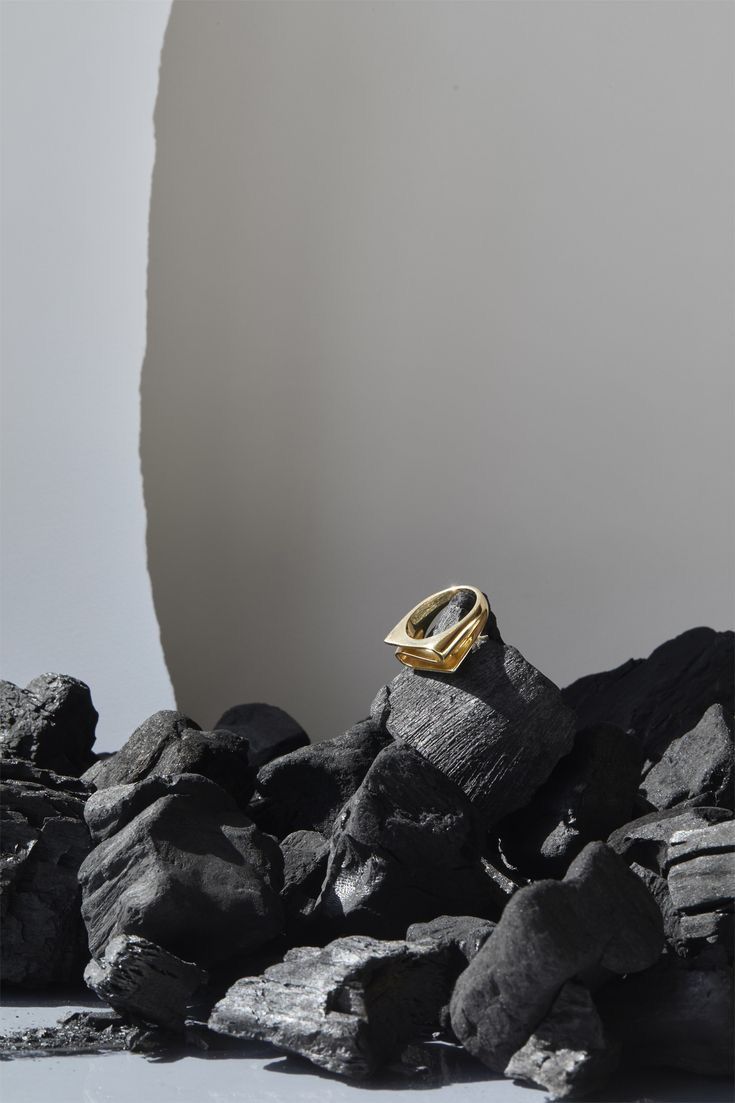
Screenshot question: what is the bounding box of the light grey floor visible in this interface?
[0,995,730,1103]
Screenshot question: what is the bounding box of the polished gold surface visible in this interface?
[384,585,489,673]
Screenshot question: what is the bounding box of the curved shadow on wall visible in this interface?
[141,1,729,744]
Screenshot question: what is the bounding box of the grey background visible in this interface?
[1,0,175,749]
[142,0,734,745]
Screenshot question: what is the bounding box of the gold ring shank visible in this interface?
[384,585,489,673]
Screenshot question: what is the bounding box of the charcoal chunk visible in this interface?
[253,718,391,838]
[597,955,734,1076]
[640,704,733,810]
[608,804,732,876]
[372,606,575,826]
[84,773,228,843]
[449,842,663,1073]
[0,674,97,777]
[84,934,208,1031]
[152,727,254,807]
[498,724,642,878]
[666,820,735,916]
[280,829,329,927]
[209,934,458,1078]
[88,710,200,789]
[406,915,495,963]
[214,702,308,767]
[79,774,283,968]
[312,742,505,938]
[505,982,619,1100]
[562,627,734,760]
[1,758,91,986]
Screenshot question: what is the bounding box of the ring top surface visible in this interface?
[384,585,489,673]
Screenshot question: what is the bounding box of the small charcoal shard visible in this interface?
[562,627,734,760]
[498,724,642,879]
[640,704,733,810]
[79,774,283,968]
[280,829,329,927]
[0,758,91,986]
[214,702,308,768]
[406,915,495,963]
[209,933,459,1078]
[597,955,734,1076]
[0,673,97,777]
[253,718,391,838]
[608,805,733,954]
[371,600,575,827]
[84,934,208,1032]
[450,842,663,1074]
[312,742,505,938]
[505,981,619,1100]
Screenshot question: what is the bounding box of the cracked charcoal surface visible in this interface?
[0,674,97,777]
[640,704,733,810]
[372,607,575,827]
[252,717,391,838]
[312,741,506,938]
[79,774,283,968]
[498,723,642,879]
[84,934,208,1031]
[214,702,308,768]
[209,933,459,1078]
[608,805,733,954]
[449,841,663,1073]
[562,627,735,760]
[504,981,619,1100]
[1,758,91,986]
[597,955,734,1076]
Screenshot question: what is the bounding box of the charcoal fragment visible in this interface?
[372,603,575,826]
[0,674,97,777]
[450,842,662,1073]
[253,718,390,838]
[562,627,734,759]
[214,702,308,767]
[406,915,495,963]
[1,758,91,986]
[87,710,199,789]
[640,704,733,810]
[498,724,642,878]
[79,774,283,968]
[84,934,208,1031]
[280,828,329,926]
[209,934,458,1078]
[313,742,505,938]
[505,981,619,1100]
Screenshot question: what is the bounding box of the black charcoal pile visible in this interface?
[1,603,733,1100]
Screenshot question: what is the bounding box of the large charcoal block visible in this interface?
[450,842,662,1074]
[253,718,391,838]
[665,820,735,915]
[562,627,734,760]
[0,674,97,777]
[84,934,208,1031]
[209,934,458,1078]
[1,758,91,986]
[640,704,733,810]
[214,702,308,767]
[498,724,642,878]
[372,612,575,826]
[312,742,505,938]
[505,982,619,1100]
[79,774,283,968]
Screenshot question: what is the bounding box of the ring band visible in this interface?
[384,585,490,673]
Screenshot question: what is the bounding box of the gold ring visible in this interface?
[384,585,490,673]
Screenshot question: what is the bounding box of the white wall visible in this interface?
[1,0,174,749]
